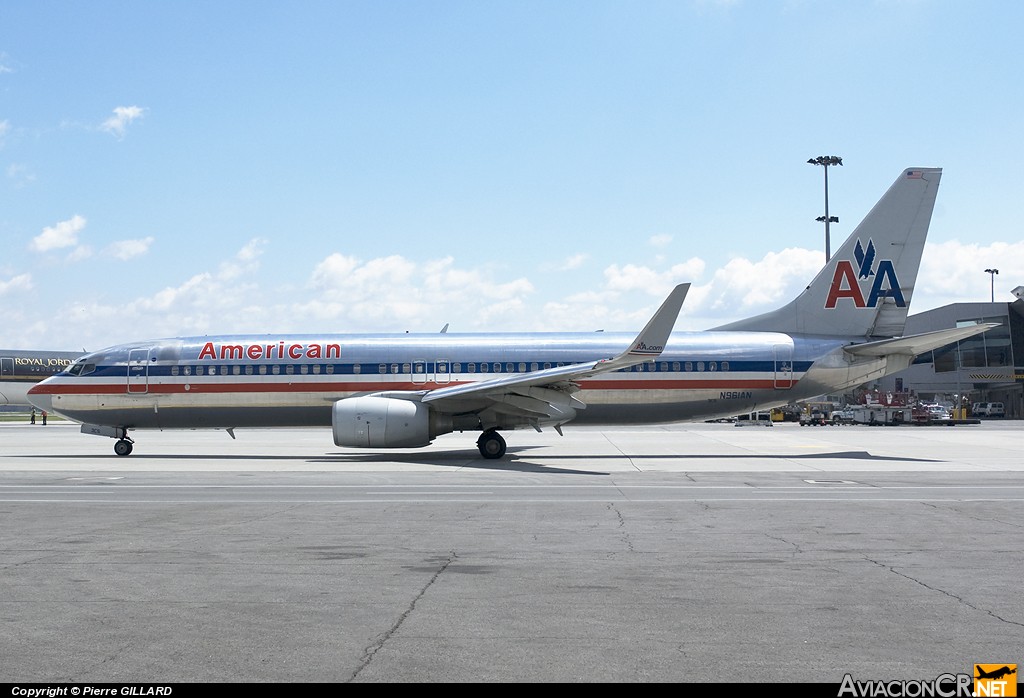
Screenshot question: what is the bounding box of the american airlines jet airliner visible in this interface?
[28,168,994,458]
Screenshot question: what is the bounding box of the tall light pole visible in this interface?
[808,156,842,262]
[985,268,999,302]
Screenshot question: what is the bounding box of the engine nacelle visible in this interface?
[332,396,432,448]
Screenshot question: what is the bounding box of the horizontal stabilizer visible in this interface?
[843,323,999,358]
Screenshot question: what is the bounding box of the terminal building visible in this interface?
[871,287,1024,418]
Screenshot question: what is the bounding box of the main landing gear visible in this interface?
[476,430,506,459]
[113,428,134,456]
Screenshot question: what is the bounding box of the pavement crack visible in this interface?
[607,503,635,552]
[601,432,640,470]
[348,551,456,682]
[764,533,803,555]
[866,556,1024,629]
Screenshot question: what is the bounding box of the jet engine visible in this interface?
[332,395,433,448]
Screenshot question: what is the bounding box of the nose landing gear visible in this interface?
[113,428,134,456]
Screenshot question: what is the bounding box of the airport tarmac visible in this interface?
[1,420,1022,683]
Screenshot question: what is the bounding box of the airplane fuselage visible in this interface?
[28,330,887,430]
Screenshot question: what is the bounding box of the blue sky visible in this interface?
[2,1,1022,350]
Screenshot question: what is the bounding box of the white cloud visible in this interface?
[101,106,145,138]
[603,257,705,297]
[561,253,588,270]
[302,253,535,330]
[702,247,822,312]
[649,234,672,248]
[237,238,266,262]
[217,237,266,281]
[0,273,33,295]
[6,163,36,187]
[106,237,155,260]
[918,240,1024,309]
[20,234,1014,350]
[31,215,87,252]
[67,245,94,262]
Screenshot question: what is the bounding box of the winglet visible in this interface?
[599,283,689,369]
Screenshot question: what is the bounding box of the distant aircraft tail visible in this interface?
[713,167,942,339]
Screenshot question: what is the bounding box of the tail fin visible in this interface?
[713,167,942,338]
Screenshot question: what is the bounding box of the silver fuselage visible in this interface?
[28,330,891,430]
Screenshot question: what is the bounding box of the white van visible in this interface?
[974,402,1005,417]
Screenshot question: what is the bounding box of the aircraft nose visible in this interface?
[26,384,52,413]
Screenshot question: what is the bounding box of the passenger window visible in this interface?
[171,366,179,376]
[259,365,267,375]
[245,365,253,375]
[697,362,705,372]
[285,365,294,375]
[722,361,729,371]
[272,365,280,375]
[672,362,680,372]
[685,362,693,372]
[184,366,192,376]
[313,365,321,375]
[300,365,308,375]
[233,366,241,375]
[353,364,361,374]
[378,364,387,374]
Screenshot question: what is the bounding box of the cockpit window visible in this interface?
[67,362,97,377]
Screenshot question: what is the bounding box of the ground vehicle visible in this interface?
[831,408,856,424]
[799,404,831,426]
[975,402,1005,417]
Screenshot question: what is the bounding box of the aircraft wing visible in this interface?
[417,283,689,421]
[843,323,999,358]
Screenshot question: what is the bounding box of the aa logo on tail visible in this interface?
[825,238,907,309]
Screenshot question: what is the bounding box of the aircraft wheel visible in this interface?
[114,439,133,457]
[477,431,506,459]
